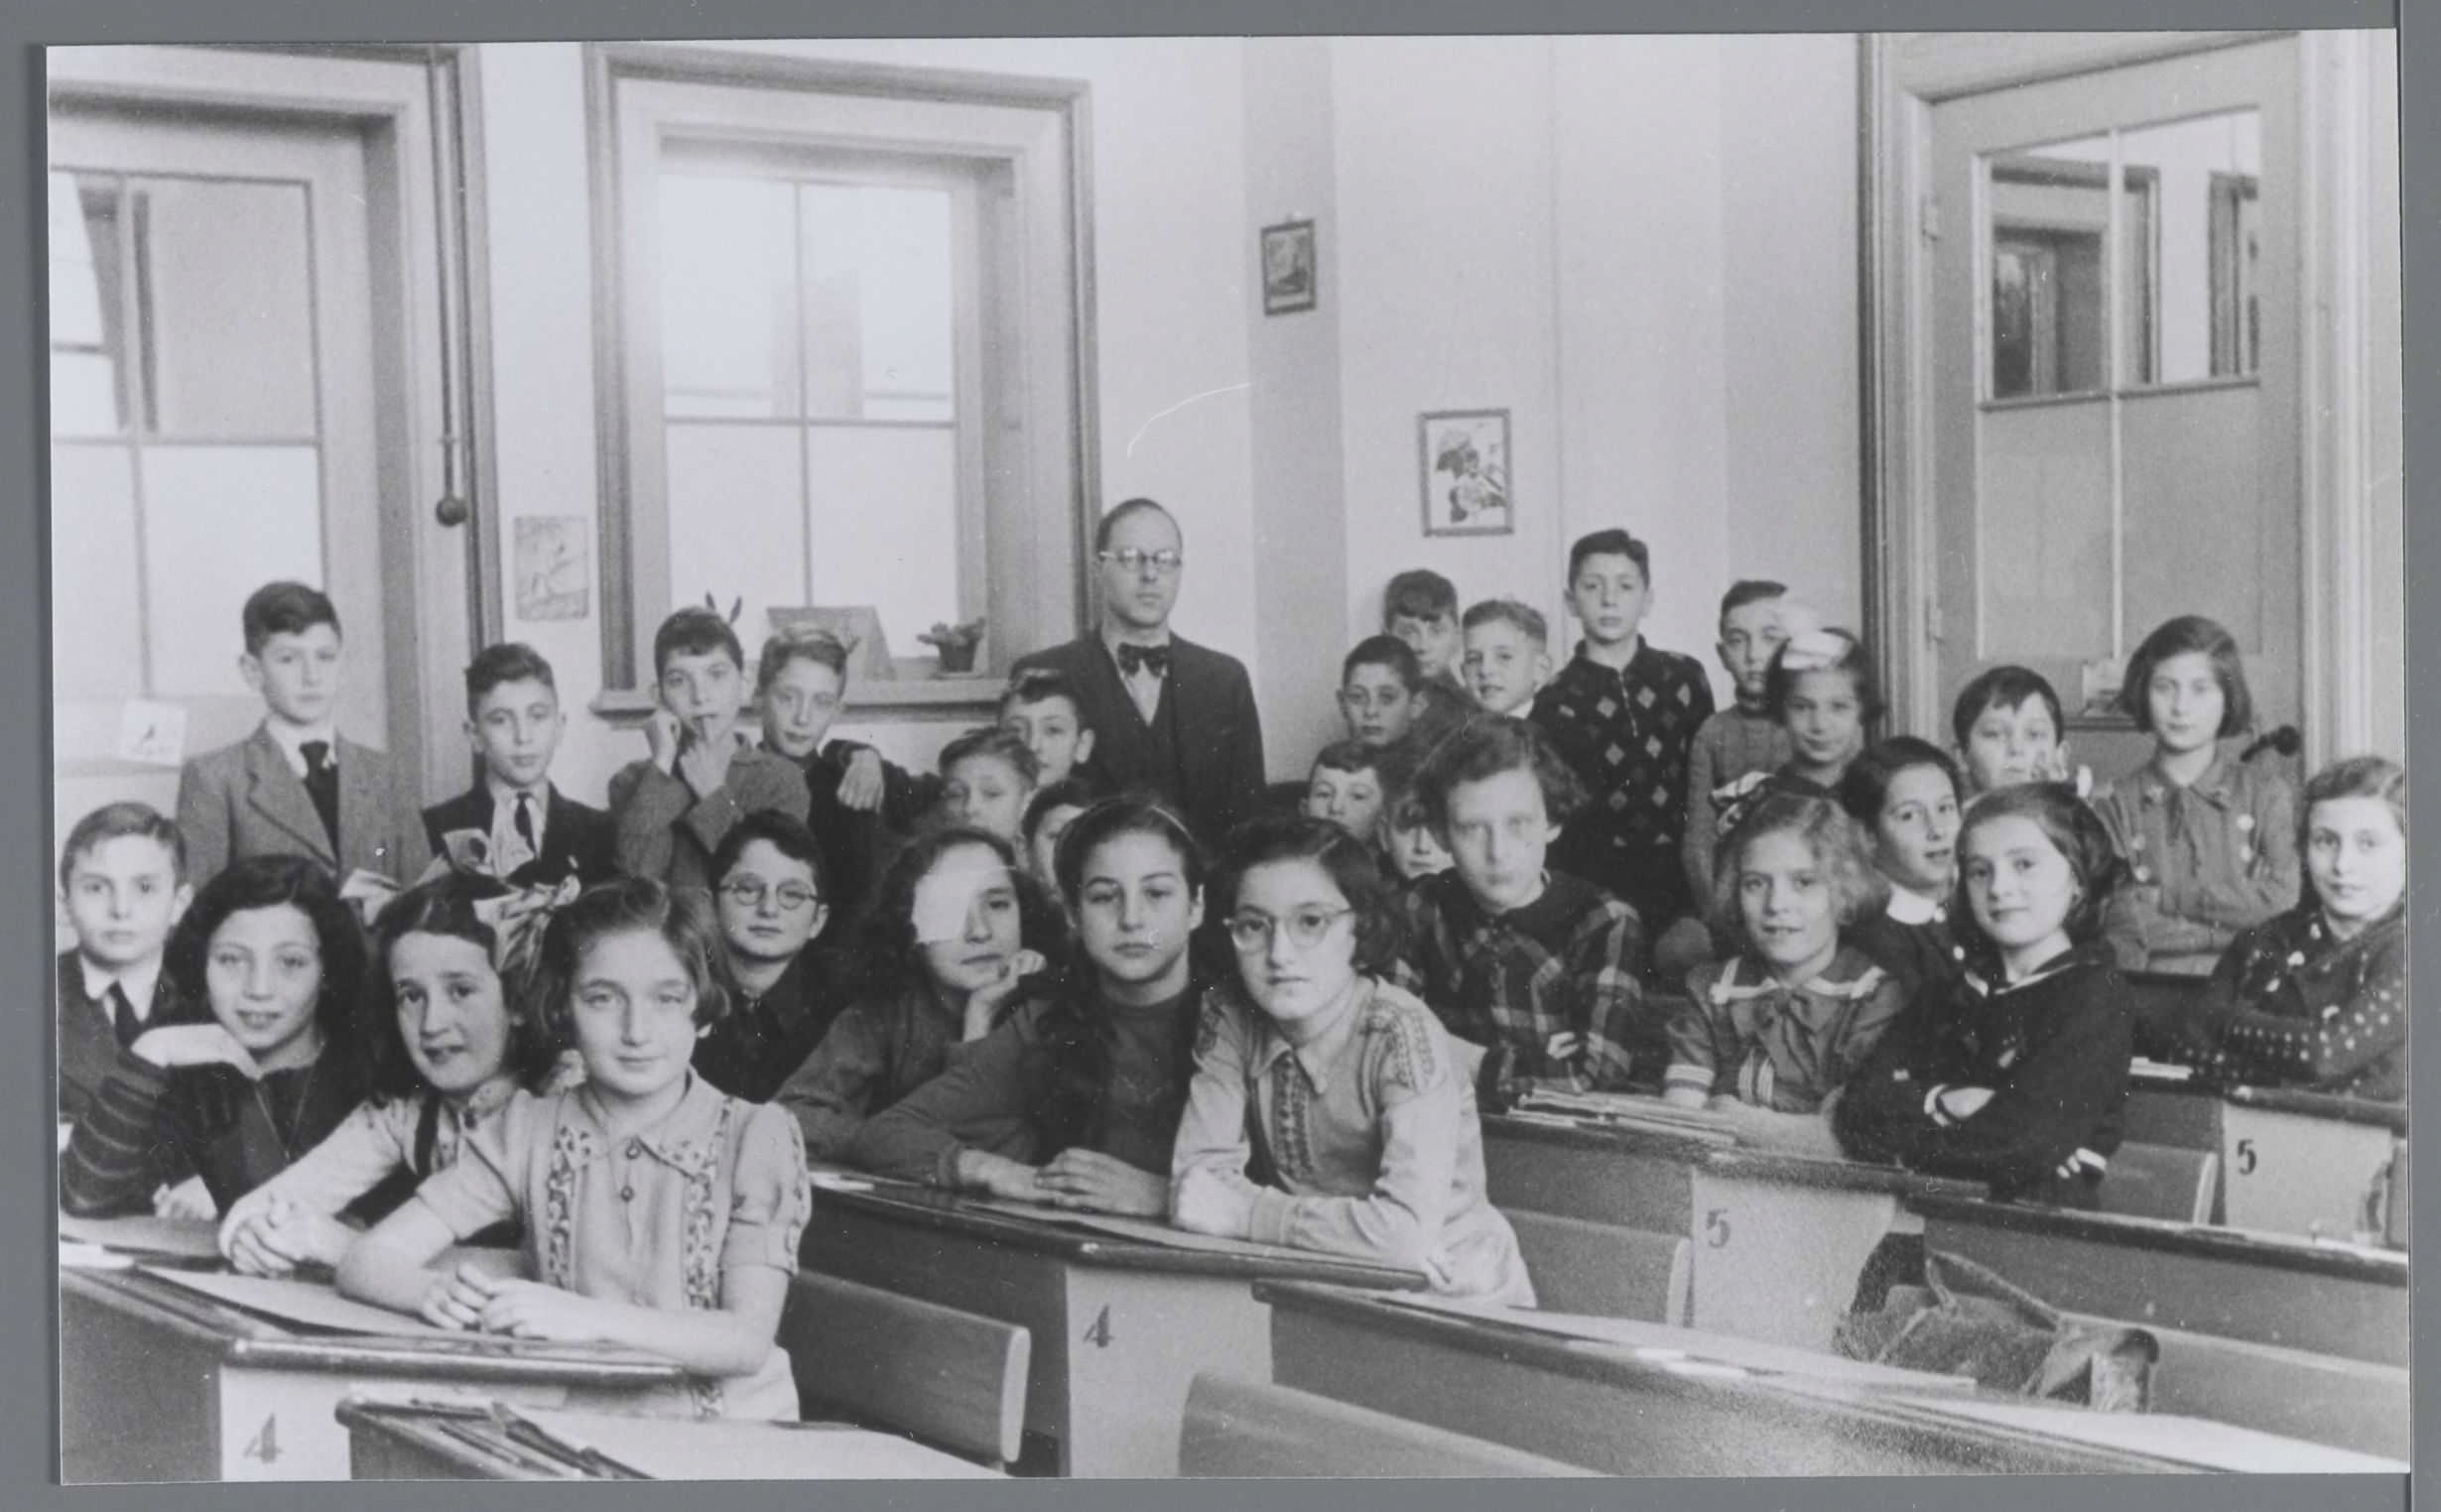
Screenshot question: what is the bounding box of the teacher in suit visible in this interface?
[1012,498,1265,849]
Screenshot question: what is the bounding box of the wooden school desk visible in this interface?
[60,1266,683,1482]
[2122,1071,2401,1239]
[337,1400,1004,1481]
[1255,1284,2405,1476]
[798,1181,1423,1477]
[1483,1111,1982,1349]
[1913,1194,2409,1366]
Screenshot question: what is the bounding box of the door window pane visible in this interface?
[138,179,317,439]
[48,172,128,438]
[140,445,322,696]
[2117,109,2261,387]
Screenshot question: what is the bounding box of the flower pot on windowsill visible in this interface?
[918,618,987,677]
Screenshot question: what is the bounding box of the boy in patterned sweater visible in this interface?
[1531,529,1714,953]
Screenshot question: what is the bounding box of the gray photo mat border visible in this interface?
[0,0,2414,1509]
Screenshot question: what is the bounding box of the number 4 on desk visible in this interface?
[1082,1306,1113,1349]
[243,1415,280,1465]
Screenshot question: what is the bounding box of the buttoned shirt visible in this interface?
[2175,902,2405,1102]
[412,1073,812,1420]
[1388,869,1656,1092]
[78,956,165,1034]
[2094,742,2300,973]
[483,774,549,878]
[1667,945,1905,1111]
[1172,976,1534,1304]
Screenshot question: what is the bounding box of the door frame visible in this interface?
[1858,29,2397,766]
[46,44,496,803]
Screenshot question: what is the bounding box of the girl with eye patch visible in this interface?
[774,827,1058,1161]
[848,796,1215,1216]
[1172,817,1533,1301]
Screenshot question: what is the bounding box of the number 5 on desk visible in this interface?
[1705,1208,1733,1249]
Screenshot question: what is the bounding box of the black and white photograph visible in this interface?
[41,24,2408,1490]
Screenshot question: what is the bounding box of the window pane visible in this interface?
[659,175,799,420]
[804,425,960,660]
[799,184,955,423]
[1986,135,2113,400]
[48,172,127,437]
[140,445,322,696]
[137,178,317,439]
[2117,109,2261,387]
[49,444,144,701]
[664,422,806,650]
[1980,401,2113,662]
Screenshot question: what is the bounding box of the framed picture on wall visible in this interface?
[1260,218,1317,315]
[1419,409,1514,537]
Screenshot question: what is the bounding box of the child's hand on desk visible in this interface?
[472,1277,604,1343]
[959,1150,1052,1202]
[420,1260,501,1331]
[222,1195,349,1276]
[1039,1149,1167,1217]
[131,1023,258,1077]
[1170,1170,1254,1238]
[152,1175,217,1221]
[962,950,1047,1042]
[1543,1031,1585,1066]
[835,749,887,812]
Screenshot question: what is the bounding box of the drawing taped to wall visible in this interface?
[1419,409,1513,538]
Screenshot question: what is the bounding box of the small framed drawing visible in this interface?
[1260,218,1317,315]
[1419,410,1514,537]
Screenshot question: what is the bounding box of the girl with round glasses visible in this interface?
[1172,816,1533,1302]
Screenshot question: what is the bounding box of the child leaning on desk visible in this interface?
[1172,816,1535,1304]
[337,876,812,1421]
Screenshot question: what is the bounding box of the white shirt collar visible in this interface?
[1886,886,1944,926]
[79,954,164,1024]
[485,774,547,869]
[264,718,337,778]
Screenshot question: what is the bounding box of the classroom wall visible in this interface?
[469,36,1866,799]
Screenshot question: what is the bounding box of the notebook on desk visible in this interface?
[59,1212,222,1262]
[503,1408,1003,1480]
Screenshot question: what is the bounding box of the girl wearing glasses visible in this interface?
[1172,816,1533,1303]
[775,826,1057,1161]
[848,796,1214,1216]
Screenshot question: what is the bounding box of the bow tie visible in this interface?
[1115,643,1171,679]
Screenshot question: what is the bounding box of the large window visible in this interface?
[592,49,1094,702]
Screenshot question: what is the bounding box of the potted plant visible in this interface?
[917,616,987,675]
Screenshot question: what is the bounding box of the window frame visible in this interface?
[584,45,1099,715]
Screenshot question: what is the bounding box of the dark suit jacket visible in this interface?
[422,784,618,889]
[176,725,432,887]
[56,950,200,1129]
[1011,633,1266,848]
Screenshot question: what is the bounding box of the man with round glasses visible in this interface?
[1012,497,1266,848]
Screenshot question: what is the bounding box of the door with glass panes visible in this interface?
[1928,39,2299,773]
[49,104,422,843]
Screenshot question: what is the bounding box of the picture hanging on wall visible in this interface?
[1260,218,1318,315]
[1419,409,1514,537]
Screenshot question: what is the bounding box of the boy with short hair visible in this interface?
[1531,530,1715,945]
[1338,636,1429,750]
[1383,568,1467,697]
[999,668,1103,791]
[423,643,615,887]
[1951,665,2075,795]
[57,804,197,1129]
[756,627,937,921]
[937,725,1040,846]
[692,811,842,1104]
[177,580,432,889]
[1390,718,1658,1102]
[1461,598,1554,717]
[610,606,812,897]
[1681,580,1798,904]
[1303,739,1392,841]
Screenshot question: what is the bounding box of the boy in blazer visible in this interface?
[423,643,616,888]
[1010,497,1265,850]
[56,803,199,1130]
[176,581,432,889]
